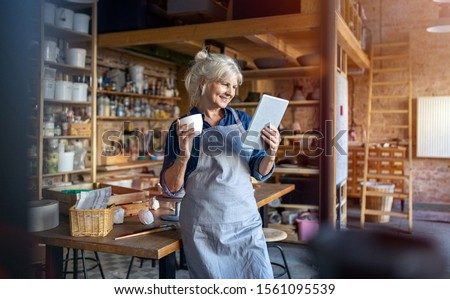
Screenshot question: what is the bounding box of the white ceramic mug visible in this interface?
[179,114,203,137]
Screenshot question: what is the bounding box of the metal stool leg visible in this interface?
[63,249,104,279]
[268,243,291,279]
[81,250,88,279]
[126,256,135,279]
[63,248,70,279]
[127,257,157,278]
[94,252,105,279]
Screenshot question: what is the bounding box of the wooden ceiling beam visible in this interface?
[98,13,320,48]
[244,34,303,63]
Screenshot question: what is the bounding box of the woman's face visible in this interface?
[203,76,238,108]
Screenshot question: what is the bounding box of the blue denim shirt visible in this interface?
[160,106,275,196]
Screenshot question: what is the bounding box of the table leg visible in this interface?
[260,205,269,227]
[45,245,63,278]
[159,252,176,279]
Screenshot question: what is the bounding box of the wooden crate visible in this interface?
[100,155,130,166]
[69,122,92,136]
[42,182,146,215]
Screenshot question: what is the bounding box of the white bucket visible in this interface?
[72,82,88,101]
[55,7,74,30]
[44,2,56,25]
[66,48,86,67]
[55,81,73,101]
[44,78,56,99]
[44,67,56,80]
[58,151,75,172]
[44,39,59,62]
[130,65,144,82]
[73,13,90,34]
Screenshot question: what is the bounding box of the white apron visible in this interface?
[179,108,273,279]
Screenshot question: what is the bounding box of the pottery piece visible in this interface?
[254,57,288,69]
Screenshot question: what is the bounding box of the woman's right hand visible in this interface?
[176,119,196,162]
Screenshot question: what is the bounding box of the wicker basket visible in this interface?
[69,205,114,237]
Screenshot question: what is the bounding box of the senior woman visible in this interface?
[160,49,280,279]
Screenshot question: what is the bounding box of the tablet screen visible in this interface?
[242,94,289,150]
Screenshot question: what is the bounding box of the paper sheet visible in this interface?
[75,187,111,210]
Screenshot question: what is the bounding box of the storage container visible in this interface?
[73,13,90,34]
[295,212,319,242]
[69,204,114,237]
[66,48,87,68]
[364,182,395,223]
[42,183,146,215]
[55,7,74,30]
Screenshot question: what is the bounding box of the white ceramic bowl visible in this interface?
[179,114,203,137]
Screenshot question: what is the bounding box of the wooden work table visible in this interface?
[32,183,294,279]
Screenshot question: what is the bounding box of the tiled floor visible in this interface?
[65,205,450,279]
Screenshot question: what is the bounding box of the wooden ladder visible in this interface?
[361,36,413,233]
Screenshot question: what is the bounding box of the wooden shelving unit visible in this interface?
[37,0,98,197]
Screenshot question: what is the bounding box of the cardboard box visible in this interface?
[42,182,146,215]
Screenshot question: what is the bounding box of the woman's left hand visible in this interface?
[261,125,281,157]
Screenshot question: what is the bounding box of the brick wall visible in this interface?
[352,0,450,204]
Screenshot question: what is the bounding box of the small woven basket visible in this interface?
[69,205,114,237]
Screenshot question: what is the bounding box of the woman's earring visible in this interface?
[201,84,206,96]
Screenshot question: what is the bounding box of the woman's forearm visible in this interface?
[258,155,276,177]
[163,157,189,193]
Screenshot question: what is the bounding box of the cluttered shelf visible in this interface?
[230,100,319,108]
[97,160,163,172]
[97,89,181,101]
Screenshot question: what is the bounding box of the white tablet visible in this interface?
[242,94,289,150]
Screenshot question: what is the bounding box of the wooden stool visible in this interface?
[263,227,292,279]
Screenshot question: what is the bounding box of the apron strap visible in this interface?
[229,108,246,134]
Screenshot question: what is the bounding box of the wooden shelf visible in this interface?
[231,100,319,108]
[44,60,92,75]
[97,160,163,172]
[42,168,93,178]
[274,167,320,176]
[43,135,91,139]
[242,66,320,80]
[44,99,92,106]
[98,12,369,70]
[96,116,175,121]
[44,23,91,42]
[97,90,181,101]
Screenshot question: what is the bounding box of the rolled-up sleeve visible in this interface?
[249,150,275,182]
[159,121,185,197]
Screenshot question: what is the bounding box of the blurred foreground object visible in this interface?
[311,228,447,278]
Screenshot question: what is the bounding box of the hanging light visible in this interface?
[427,0,450,32]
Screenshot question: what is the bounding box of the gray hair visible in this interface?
[184,48,243,108]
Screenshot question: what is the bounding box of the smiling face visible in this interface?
[202,76,238,109]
